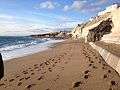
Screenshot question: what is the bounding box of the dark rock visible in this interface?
[87,18,112,42]
[0,53,4,80]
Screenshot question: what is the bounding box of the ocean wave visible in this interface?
[0,37,49,52]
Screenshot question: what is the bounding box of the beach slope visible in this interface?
[0,39,120,90]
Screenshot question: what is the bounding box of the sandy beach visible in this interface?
[0,39,120,90]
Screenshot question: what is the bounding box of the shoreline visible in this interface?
[2,39,64,61]
[1,39,120,90]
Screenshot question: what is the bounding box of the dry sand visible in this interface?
[0,39,120,90]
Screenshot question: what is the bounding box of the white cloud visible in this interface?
[63,1,86,11]
[71,1,85,10]
[0,13,68,36]
[63,0,106,12]
[35,1,58,9]
[0,14,50,36]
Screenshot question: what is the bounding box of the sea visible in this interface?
[0,36,64,61]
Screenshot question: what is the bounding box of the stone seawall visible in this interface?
[89,42,120,75]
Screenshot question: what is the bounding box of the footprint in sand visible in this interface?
[16,75,20,78]
[102,63,106,66]
[25,84,36,90]
[52,64,56,67]
[54,75,60,81]
[9,79,14,82]
[19,78,24,81]
[84,75,89,79]
[61,67,64,70]
[30,69,34,72]
[49,58,51,60]
[111,81,116,86]
[90,61,94,63]
[103,74,107,79]
[41,71,46,74]
[92,66,97,69]
[98,61,101,63]
[108,70,111,73]
[44,61,50,65]
[54,61,57,64]
[22,71,28,74]
[84,70,90,74]
[48,68,52,72]
[37,76,44,80]
[102,66,107,70]
[56,75,60,79]
[34,64,38,67]
[52,59,55,61]
[72,81,82,88]
[89,63,92,66]
[28,67,32,70]
[58,58,61,61]
[31,73,35,75]
[85,54,89,58]
[108,81,117,90]
[34,66,39,69]
[40,63,45,68]
[17,82,22,86]
[102,66,105,69]
[40,63,43,66]
[0,83,5,87]
[95,56,98,59]
[25,77,30,80]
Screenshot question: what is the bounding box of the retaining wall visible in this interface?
[89,42,120,74]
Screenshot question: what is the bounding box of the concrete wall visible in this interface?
[89,42,120,75]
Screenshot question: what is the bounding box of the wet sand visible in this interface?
[0,39,120,90]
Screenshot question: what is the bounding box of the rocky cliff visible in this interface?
[71,4,120,75]
[87,18,112,42]
[71,4,120,43]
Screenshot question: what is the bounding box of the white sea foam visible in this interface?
[1,39,64,61]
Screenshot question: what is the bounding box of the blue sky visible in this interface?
[0,0,119,36]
